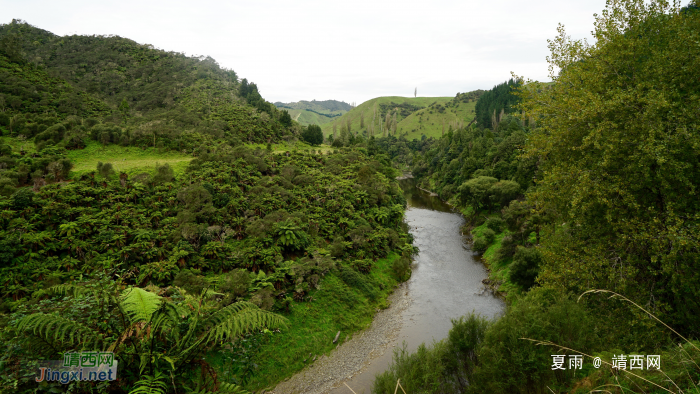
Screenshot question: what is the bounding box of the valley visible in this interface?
[2,2,700,393]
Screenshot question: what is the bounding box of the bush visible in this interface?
[509,246,541,290]
[173,269,208,294]
[484,217,504,233]
[301,124,323,146]
[472,236,489,253]
[494,234,517,263]
[250,288,275,310]
[337,264,378,301]
[471,289,599,393]
[372,314,490,394]
[218,269,251,301]
[481,228,496,244]
[392,256,411,282]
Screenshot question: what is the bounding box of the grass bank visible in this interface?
[212,253,403,392]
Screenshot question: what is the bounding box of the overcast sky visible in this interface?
[2,0,691,105]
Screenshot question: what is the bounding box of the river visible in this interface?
[326,178,505,393]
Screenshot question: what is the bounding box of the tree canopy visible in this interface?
[519,0,700,334]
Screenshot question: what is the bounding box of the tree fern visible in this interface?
[18,313,102,349]
[200,301,288,344]
[120,287,163,323]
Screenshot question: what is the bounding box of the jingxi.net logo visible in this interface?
[36,351,118,384]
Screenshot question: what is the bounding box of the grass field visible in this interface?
[66,141,193,177]
[398,100,477,140]
[0,134,36,155]
[321,95,478,141]
[285,108,340,126]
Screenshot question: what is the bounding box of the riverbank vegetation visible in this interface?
[0,19,417,393]
[374,0,700,392]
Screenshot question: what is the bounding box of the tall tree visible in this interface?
[519,0,700,334]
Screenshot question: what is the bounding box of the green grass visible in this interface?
[321,96,453,138]
[66,141,193,177]
[0,134,37,155]
[398,100,477,140]
[472,218,521,300]
[226,253,402,391]
[285,109,340,126]
[321,95,479,141]
[245,141,335,155]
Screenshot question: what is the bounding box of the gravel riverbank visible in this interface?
[268,282,411,394]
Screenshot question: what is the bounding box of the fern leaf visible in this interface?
[18,313,101,349]
[120,287,163,323]
[185,382,251,394]
[202,302,288,344]
[128,372,168,394]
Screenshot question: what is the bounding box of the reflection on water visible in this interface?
[399,178,454,212]
[329,177,504,394]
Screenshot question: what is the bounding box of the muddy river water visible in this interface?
[325,178,505,393]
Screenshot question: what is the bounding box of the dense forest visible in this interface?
[373,1,700,393]
[2,0,700,392]
[0,19,414,394]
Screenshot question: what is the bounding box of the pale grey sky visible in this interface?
[2,0,690,105]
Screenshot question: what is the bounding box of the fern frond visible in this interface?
[185,382,251,394]
[18,313,102,349]
[218,382,251,394]
[120,287,163,323]
[44,283,91,297]
[128,372,168,394]
[202,302,288,344]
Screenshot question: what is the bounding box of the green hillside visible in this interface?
[0,20,296,146]
[322,92,483,141]
[274,99,350,126]
[285,108,340,126]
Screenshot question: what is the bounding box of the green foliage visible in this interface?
[301,124,323,146]
[484,217,504,233]
[373,314,490,394]
[519,0,700,335]
[471,290,599,393]
[9,281,287,393]
[474,79,521,130]
[173,269,209,295]
[509,246,541,290]
[472,236,489,254]
[392,255,411,281]
[96,161,115,179]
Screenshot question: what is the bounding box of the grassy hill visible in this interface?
[274,99,351,126]
[322,92,483,141]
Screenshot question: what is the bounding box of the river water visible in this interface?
[327,178,505,394]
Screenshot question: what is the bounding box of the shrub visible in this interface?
[337,264,378,301]
[173,269,208,294]
[250,288,275,310]
[392,256,411,282]
[484,217,504,233]
[481,228,496,244]
[494,234,517,263]
[218,269,252,301]
[471,289,599,393]
[301,124,323,146]
[472,236,489,253]
[509,246,541,290]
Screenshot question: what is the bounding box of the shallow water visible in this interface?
[328,178,504,394]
